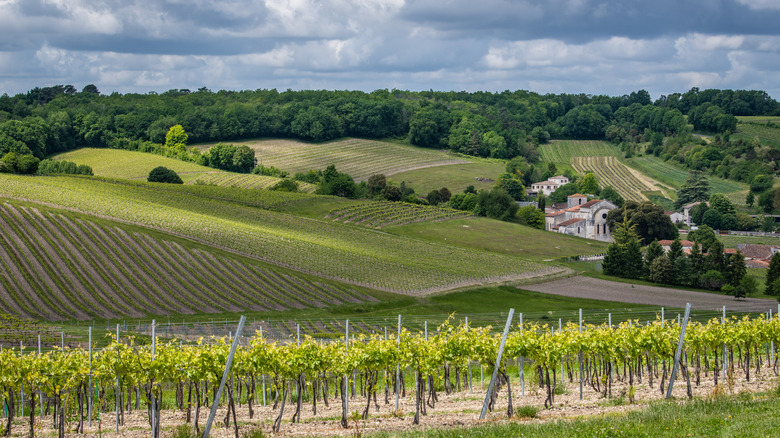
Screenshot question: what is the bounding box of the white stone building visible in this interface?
[530,175,570,196]
[545,194,618,242]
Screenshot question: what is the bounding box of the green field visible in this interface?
[539,140,620,164]
[0,175,566,294]
[389,161,507,195]
[327,200,471,228]
[626,155,748,195]
[734,117,780,149]
[387,217,610,262]
[197,137,468,181]
[54,148,215,182]
[191,172,317,193]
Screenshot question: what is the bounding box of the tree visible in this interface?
[409,107,451,148]
[438,187,451,203]
[549,182,579,203]
[699,270,726,291]
[147,166,183,184]
[599,186,623,207]
[517,205,545,229]
[701,208,722,229]
[496,173,525,201]
[578,172,599,195]
[736,275,758,299]
[674,170,710,210]
[606,201,679,245]
[383,185,402,202]
[648,256,674,284]
[164,124,188,151]
[644,240,664,276]
[231,145,255,173]
[726,251,747,287]
[270,178,299,192]
[688,225,718,253]
[765,252,780,296]
[746,191,754,207]
[426,190,441,206]
[689,202,709,225]
[473,188,518,221]
[366,174,386,198]
[750,174,774,193]
[709,193,735,216]
[758,189,775,213]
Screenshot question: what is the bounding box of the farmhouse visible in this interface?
[545,194,618,242]
[530,175,570,196]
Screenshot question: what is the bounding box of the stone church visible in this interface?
[545,194,618,242]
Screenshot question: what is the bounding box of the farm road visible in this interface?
[523,276,775,313]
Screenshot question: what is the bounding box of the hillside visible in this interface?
[54,148,317,192]
[0,175,568,296]
[196,138,468,181]
[0,201,374,320]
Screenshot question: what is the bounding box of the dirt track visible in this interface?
[523,275,776,313]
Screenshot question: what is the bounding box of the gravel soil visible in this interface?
[7,368,778,437]
[523,276,775,313]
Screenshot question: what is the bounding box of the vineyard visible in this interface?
[189,173,317,193]
[733,119,780,149]
[538,140,620,164]
[571,156,670,202]
[204,138,468,181]
[1,311,779,437]
[326,201,471,228]
[0,203,374,320]
[0,175,560,294]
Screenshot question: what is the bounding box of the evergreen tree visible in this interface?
[674,170,710,209]
[765,252,780,296]
[644,240,664,277]
[726,251,747,287]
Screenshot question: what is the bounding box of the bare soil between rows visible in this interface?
[8,370,778,437]
[523,275,775,313]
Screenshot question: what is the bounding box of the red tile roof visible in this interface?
[558,218,585,227]
[568,193,586,198]
[545,210,568,217]
[658,240,696,247]
[737,244,777,260]
[747,259,770,268]
[580,199,601,208]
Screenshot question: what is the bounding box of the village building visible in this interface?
[683,201,708,226]
[545,194,618,242]
[736,244,780,268]
[530,175,570,196]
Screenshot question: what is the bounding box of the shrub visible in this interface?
[699,270,726,291]
[147,166,183,184]
[270,178,299,192]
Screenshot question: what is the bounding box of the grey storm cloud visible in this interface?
[0,0,779,98]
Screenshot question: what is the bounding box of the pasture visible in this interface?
[389,160,507,195]
[733,119,780,149]
[54,148,215,182]
[196,138,468,180]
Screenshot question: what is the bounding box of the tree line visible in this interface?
[1,85,777,169]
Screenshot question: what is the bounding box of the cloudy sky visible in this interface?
[2,0,780,98]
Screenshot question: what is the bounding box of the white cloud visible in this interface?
[736,0,780,10]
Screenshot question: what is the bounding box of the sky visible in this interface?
[2,0,780,99]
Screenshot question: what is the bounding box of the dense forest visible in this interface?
[0,85,778,182]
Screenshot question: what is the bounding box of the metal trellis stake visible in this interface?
[666,303,691,399]
[203,316,246,438]
[480,308,514,420]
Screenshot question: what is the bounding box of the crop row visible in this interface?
[734,122,780,148]
[0,176,556,293]
[326,201,470,228]
[250,138,466,180]
[0,202,374,320]
[191,172,317,193]
[539,140,620,164]
[572,156,656,202]
[2,313,779,437]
